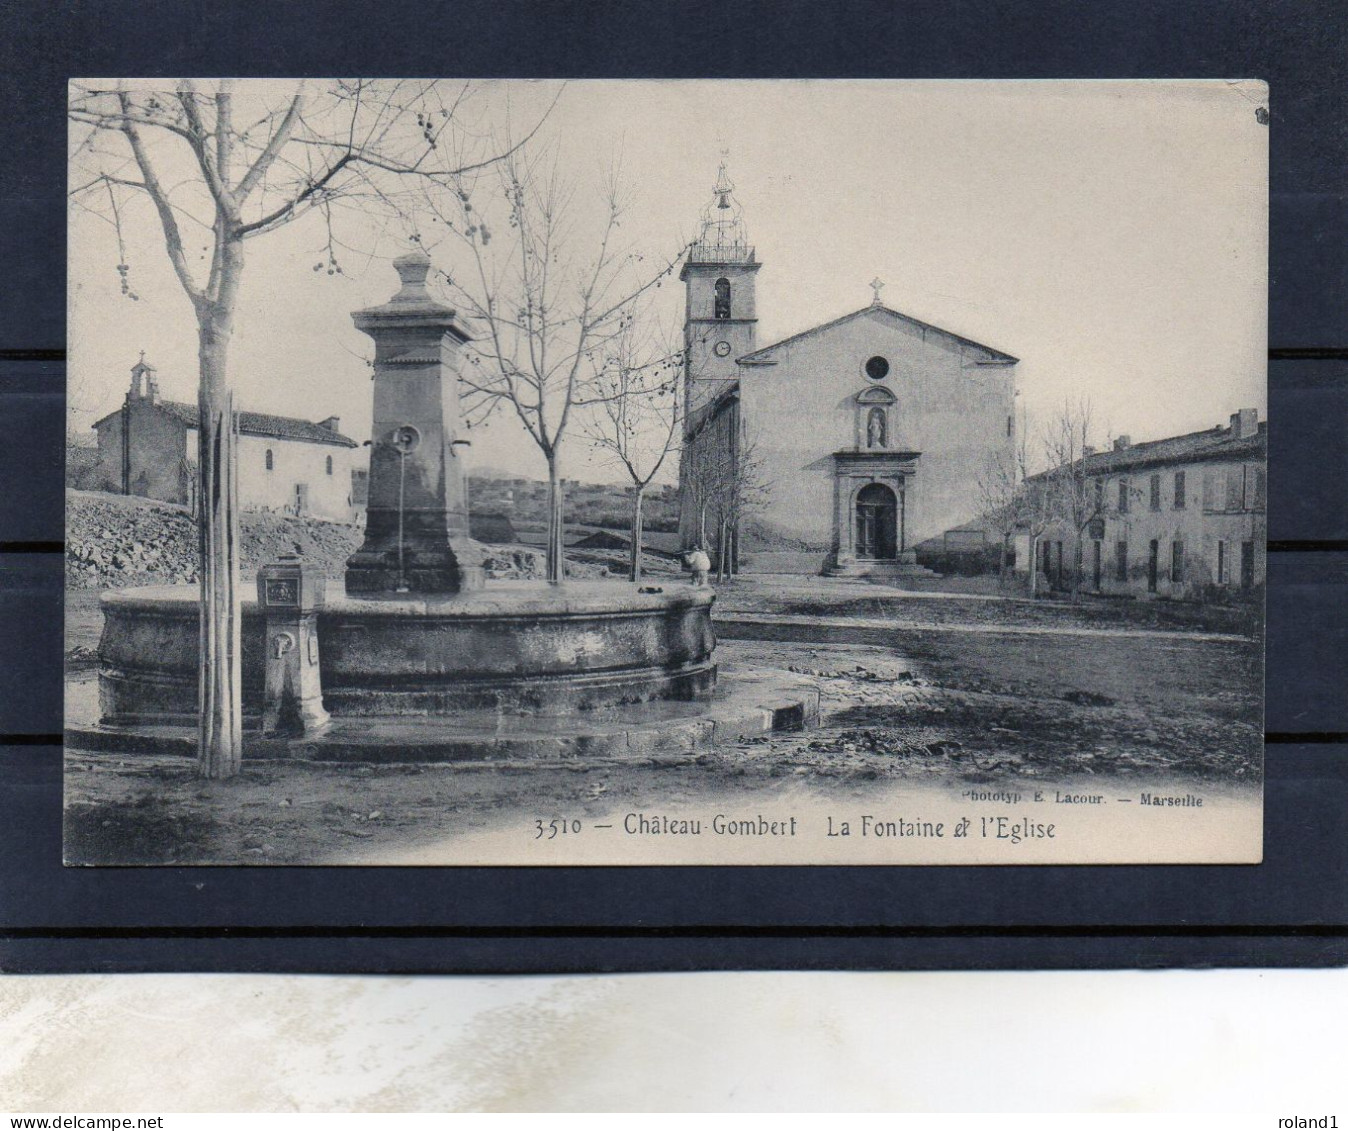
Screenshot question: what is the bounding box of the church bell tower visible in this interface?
[678,162,760,554]
[680,162,760,416]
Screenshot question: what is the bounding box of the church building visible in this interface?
[87,355,363,523]
[677,166,1020,576]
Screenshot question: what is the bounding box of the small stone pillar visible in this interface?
[345,250,484,595]
[257,554,329,735]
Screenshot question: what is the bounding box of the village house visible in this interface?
[85,355,362,522]
[1025,409,1267,599]
[676,165,1019,577]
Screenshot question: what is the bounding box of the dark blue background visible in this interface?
[1,0,1344,972]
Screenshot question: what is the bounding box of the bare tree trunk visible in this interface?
[629,485,645,583]
[717,516,730,583]
[196,310,242,779]
[1028,534,1039,598]
[545,454,565,584]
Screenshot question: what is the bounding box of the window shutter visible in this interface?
[1202,471,1215,511]
[1226,467,1243,511]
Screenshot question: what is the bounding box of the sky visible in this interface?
[68,79,1268,482]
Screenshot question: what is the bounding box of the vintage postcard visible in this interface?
[63,79,1267,865]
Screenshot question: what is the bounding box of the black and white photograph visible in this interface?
[62,78,1267,866]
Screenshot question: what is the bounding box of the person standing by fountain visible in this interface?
[684,546,712,587]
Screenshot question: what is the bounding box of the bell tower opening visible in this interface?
[714,277,731,319]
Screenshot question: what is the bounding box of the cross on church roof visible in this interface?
[869,278,885,306]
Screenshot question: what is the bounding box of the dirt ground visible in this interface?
[64,596,1262,864]
[715,573,1261,636]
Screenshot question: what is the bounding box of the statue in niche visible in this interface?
[866,406,887,449]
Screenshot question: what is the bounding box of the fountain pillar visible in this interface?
[345,250,485,595]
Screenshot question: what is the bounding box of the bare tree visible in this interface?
[582,314,684,582]
[1038,396,1108,601]
[423,146,688,583]
[685,418,770,583]
[975,448,1020,585]
[1014,412,1054,599]
[68,79,550,777]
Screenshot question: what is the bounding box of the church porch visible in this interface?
[824,450,938,579]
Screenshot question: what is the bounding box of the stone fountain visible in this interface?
[76,252,814,763]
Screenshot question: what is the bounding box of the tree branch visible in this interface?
[174,87,230,209]
[235,152,354,237]
[236,91,305,200]
[117,92,204,305]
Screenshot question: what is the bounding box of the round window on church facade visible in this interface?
[865,355,890,381]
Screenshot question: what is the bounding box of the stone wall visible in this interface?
[93,400,190,502]
[219,430,360,521]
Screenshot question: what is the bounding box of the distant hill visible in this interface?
[467,474,680,533]
[66,490,607,589]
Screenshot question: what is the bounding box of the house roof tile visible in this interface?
[1026,420,1267,481]
[95,400,359,448]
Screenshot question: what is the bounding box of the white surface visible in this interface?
[2,970,1344,1112]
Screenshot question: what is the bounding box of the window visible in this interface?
[1216,540,1228,585]
[1171,540,1184,583]
[326,454,333,476]
[1251,466,1266,511]
[1149,474,1161,511]
[1117,478,1129,514]
[1006,414,1014,438]
[864,355,890,381]
[713,277,731,320]
[1225,466,1243,511]
[265,448,273,471]
[1173,470,1185,509]
[1116,540,1128,583]
[1093,478,1103,513]
[1202,471,1216,511]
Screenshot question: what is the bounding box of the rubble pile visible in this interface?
[66,490,604,589]
[67,492,203,589]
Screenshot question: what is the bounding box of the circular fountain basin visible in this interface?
[97,579,717,726]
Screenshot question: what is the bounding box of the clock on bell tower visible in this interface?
[680,161,760,416]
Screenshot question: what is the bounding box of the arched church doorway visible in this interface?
[855,482,900,560]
